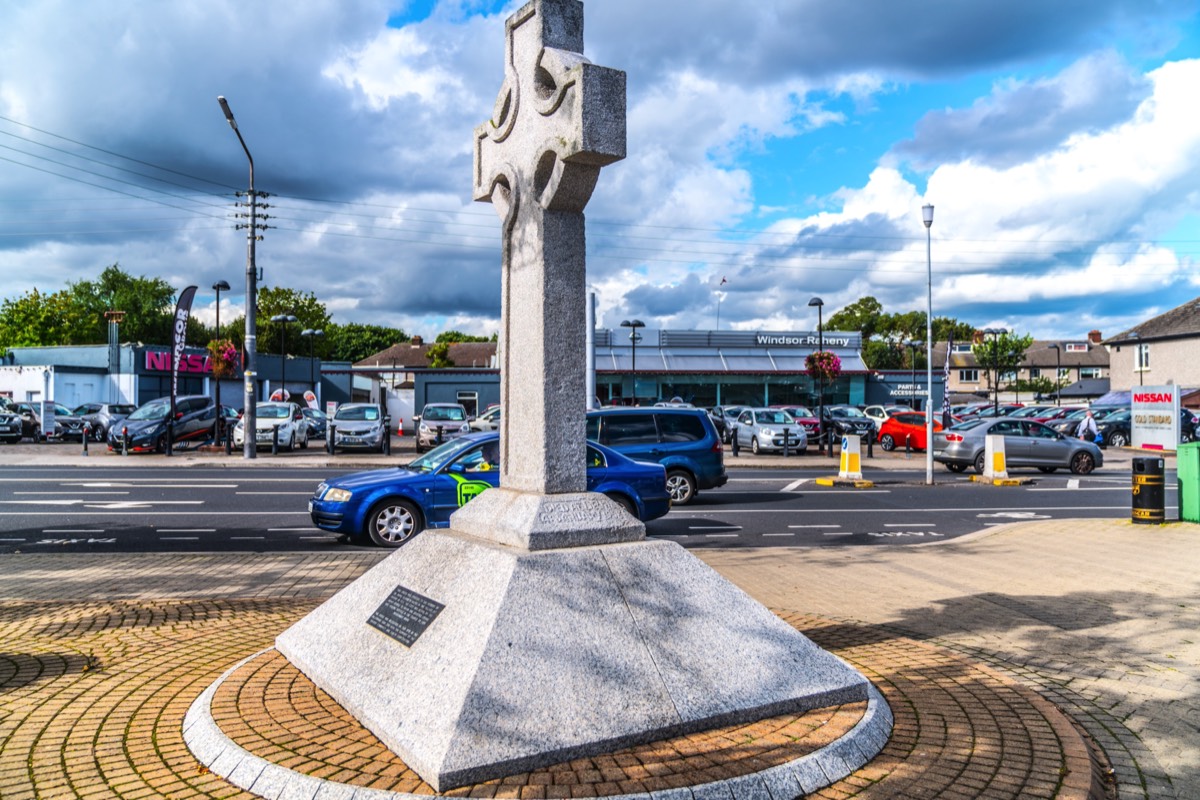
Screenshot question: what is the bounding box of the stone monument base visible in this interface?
[276,528,870,791]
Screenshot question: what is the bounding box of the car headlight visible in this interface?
[460,423,469,433]
[760,427,773,437]
[420,423,431,432]
[324,487,352,503]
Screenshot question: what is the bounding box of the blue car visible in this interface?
[309,431,671,547]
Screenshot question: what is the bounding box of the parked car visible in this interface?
[770,405,821,442]
[933,417,1103,475]
[415,403,471,452]
[1091,409,1131,448]
[469,405,501,432]
[106,395,216,453]
[50,407,89,441]
[0,402,25,443]
[952,402,992,419]
[10,401,83,441]
[1027,406,1084,424]
[586,406,727,505]
[308,431,671,547]
[1005,405,1054,420]
[331,403,387,452]
[709,405,746,443]
[877,412,943,451]
[972,403,1025,418]
[862,404,911,426]
[734,408,807,455]
[72,402,136,442]
[1045,407,1121,437]
[232,401,310,450]
[301,407,328,439]
[821,405,877,443]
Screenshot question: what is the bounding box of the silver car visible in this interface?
[933,417,1103,475]
[734,408,808,455]
[331,403,387,452]
[415,403,471,452]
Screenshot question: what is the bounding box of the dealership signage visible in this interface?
[1131,385,1180,451]
[755,333,852,348]
[145,350,214,374]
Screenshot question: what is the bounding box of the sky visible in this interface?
[2,0,1199,344]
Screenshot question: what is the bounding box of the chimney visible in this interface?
[1087,330,1102,344]
[411,335,423,346]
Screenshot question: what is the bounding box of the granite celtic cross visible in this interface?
[474,0,625,495]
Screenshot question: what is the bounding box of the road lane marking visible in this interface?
[884,523,936,527]
[67,483,238,488]
[236,492,315,496]
[1027,487,1123,492]
[160,537,199,541]
[704,534,740,538]
[762,533,795,537]
[789,524,841,529]
[158,528,215,533]
[15,491,130,495]
[823,532,855,536]
[0,500,204,506]
[782,479,809,492]
[230,536,265,540]
[268,527,321,532]
[688,525,743,531]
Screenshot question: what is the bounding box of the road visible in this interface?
[0,463,1171,553]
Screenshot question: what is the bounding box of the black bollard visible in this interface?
[122,425,128,457]
[866,429,874,459]
[81,424,89,457]
[436,425,444,446]
[731,424,740,457]
[905,434,911,459]
[782,427,790,458]
[327,423,335,455]
[165,420,173,457]
[272,424,280,455]
[383,416,392,456]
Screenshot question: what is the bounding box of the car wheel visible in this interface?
[946,462,966,473]
[751,437,761,455]
[606,492,637,518]
[665,469,697,506]
[973,451,986,474]
[287,431,296,452]
[1070,451,1096,475]
[92,425,106,443]
[299,431,308,449]
[1109,432,1128,448]
[1037,466,1058,473]
[879,434,895,452]
[156,434,167,453]
[366,499,423,547]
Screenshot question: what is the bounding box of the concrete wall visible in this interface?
[1109,338,1198,392]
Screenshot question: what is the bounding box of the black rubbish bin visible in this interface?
[1132,456,1165,525]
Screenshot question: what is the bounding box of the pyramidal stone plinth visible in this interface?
[276,529,869,790]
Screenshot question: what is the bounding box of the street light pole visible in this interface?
[301,329,324,398]
[922,203,934,486]
[907,340,921,409]
[808,297,825,455]
[620,319,645,405]
[218,96,265,460]
[1047,343,1061,406]
[212,279,230,444]
[271,314,298,400]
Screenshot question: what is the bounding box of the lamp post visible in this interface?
[211,279,230,443]
[1129,332,1143,386]
[983,327,1008,415]
[907,340,922,410]
[620,319,645,405]
[808,297,825,455]
[922,203,934,485]
[218,95,262,460]
[1047,344,1061,406]
[271,314,297,400]
[301,328,324,397]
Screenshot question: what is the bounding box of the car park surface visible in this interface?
[309,431,670,547]
[933,416,1104,474]
[586,406,727,505]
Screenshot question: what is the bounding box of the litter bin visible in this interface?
[1178,442,1200,522]
[1131,456,1165,525]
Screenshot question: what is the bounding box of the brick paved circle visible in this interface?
[0,599,1106,799]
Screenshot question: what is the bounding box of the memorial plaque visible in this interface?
[367,585,445,647]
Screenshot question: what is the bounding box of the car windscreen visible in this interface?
[788,407,814,418]
[335,406,379,421]
[111,405,136,415]
[757,411,792,424]
[408,436,479,473]
[127,403,170,421]
[423,406,466,422]
[949,419,988,431]
[833,407,868,418]
[257,405,291,419]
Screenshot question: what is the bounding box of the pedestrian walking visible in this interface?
[1076,410,1099,442]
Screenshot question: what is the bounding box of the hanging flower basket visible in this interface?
[207,338,240,378]
[806,350,841,382]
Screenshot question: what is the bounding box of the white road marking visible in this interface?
[782,479,809,492]
[977,511,1052,519]
[236,492,314,496]
[67,483,238,488]
[15,491,129,495]
[268,527,321,532]
[688,525,743,531]
[823,531,855,536]
[230,536,265,540]
[157,528,215,533]
[762,533,795,537]
[789,524,841,529]
[0,538,25,542]
[1027,487,1120,492]
[42,529,106,534]
[160,537,199,541]
[884,523,936,527]
[705,534,740,538]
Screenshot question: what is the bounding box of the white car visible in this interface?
[332,403,388,452]
[470,406,501,432]
[863,404,911,426]
[233,401,310,451]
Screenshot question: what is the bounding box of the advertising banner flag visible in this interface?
[170,285,198,421]
[941,336,953,429]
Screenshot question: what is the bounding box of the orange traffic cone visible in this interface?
[397,418,404,437]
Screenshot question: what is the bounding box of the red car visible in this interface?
[771,405,821,439]
[877,411,944,452]
[1028,406,1084,424]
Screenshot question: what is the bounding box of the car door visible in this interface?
[600,412,662,463]
[989,419,1029,463]
[735,410,754,448]
[1022,421,1070,467]
[584,445,608,491]
[430,443,501,525]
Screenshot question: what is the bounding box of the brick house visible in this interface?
[932,331,1109,404]
[1105,296,1200,400]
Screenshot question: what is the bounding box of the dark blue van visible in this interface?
[586,407,727,505]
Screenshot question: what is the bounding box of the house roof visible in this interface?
[355,341,497,370]
[930,339,1108,369]
[1105,296,1200,344]
[1054,378,1111,399]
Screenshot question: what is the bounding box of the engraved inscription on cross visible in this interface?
[474,0,625,496]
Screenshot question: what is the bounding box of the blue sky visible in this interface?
[1,0,1199,345]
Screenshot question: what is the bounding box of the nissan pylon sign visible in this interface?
[1131,385,1180,451]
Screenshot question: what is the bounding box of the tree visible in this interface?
[973,331,1034,398]
[245,286,334,357]
[426,341,455,368]
[435,330,492,343]
[68,264,176,345]
[326,323,410,363]
[826,297,884,340]
[0,289,76,348]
